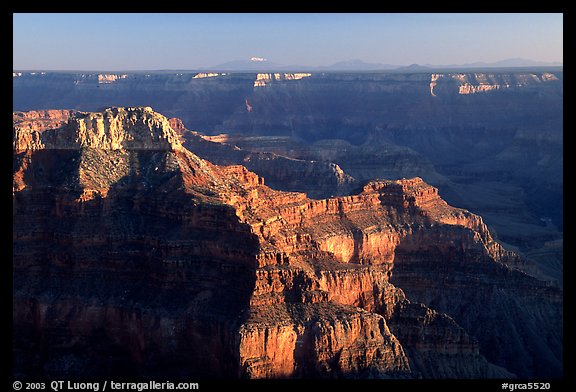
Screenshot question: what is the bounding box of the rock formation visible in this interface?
[253,73,312,87]
[199,134,446,191]
[98,74,128,84]
[13,107,561,379]
[13,70,563,261]
[175,127,356,199]
[13,109,73,131]
[13,71,561,133]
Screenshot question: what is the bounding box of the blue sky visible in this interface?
[13,13,563,70]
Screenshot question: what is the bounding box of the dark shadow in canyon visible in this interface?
[389,225,563,379]
[13,150,260,379]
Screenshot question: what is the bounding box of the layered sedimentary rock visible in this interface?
[177,127,356,199]
[429,72,560,95]
[13,107,561,379]
[12,71,562,135]
[12,70,563,261]
[98,74,128,84]
[201,134,446,189]
[253,73,312,87]
[206,129,562,284]
[13,109,72,132]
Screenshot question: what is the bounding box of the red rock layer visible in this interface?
[13,109,73,131]
[13,107,560,379]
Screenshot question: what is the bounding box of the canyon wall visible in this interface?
[13,71,562,139]
[14,70,562,254]
[13,108,561,379]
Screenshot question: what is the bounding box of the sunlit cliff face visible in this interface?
[193,72,227,79]
[254,73,312,87]
[12,107,562,378]
[429,72,560,96]
[97,74,128,84]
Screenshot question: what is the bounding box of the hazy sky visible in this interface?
[13,13,563,70]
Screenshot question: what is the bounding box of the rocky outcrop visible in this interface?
[388,301,513,378]
[429,73,442,97]
[13,70,561,131]
[193,73,225,79]
[13,107,562,379]
[254,73,312,87]
[13,110,257,378]
[13,107,182,152]
[428,72,562,96]
[202,135,447,188]
[12,70,562,247]
[98,74,128,84]
[168,117,187,139]
[178,127,356,199]
[13,109,73,133]
[239,303,409,378]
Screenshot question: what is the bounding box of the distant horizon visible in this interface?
[12,57,564,73]
[13,13,562,71]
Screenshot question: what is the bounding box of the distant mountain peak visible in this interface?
[396,63,430,71]
[435,58,563,69]
[205,57,561,72]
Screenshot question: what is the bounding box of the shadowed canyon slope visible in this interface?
[13,70,563,286]
[13,108,561,379]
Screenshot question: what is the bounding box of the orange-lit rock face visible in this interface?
[13,109,73,131]
[253,73,312,87]
[168,117,186,136]
[181,130,357,200]
[13,107,561,379]
[238,322,298,378]
[238,303,409,378]
[426,72,560,96]
[13,107,182,152]
[192,72,224,79]
[13,110,73,150]
[97,73,128,84]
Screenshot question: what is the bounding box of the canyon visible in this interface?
[13,107,562,379]
[13,70,563,288]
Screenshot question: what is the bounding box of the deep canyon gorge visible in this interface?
[13,69,563,379]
